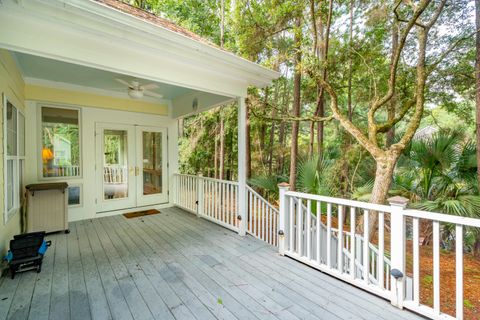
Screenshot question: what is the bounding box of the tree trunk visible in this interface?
[315,0,332,158]
[278,81,289,174]
[219,110,225,180]
[387,21,398,147]
[347,0,354,121]
[474,234,480,257]
[268,82,279,175]
[220,0,225,48]
[475,0,480,190]
[357,154,397,241]
[289,17,302,190]
[214,128,219,179]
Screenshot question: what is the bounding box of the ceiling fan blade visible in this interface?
[115,78,132,87]
[141,83,159,90]
[144,90,164,99]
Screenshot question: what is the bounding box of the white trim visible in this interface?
[0,0,279,98]
[36,103,83,181]
[67,183,83,208]
[24,77,171,105]
[3,93,25,224]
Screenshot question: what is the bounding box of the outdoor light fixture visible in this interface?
[128,87,144,99]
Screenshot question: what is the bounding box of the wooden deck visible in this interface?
[0,207,423,320]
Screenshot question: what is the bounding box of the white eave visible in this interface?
[0,0,280,97]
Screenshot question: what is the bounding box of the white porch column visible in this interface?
[237,96,247,236]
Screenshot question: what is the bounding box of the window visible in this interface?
[3,95,25,223]
[41,106,80,178]
[67,184,82,207]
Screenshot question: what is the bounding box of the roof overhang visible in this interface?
[0,0,280,98]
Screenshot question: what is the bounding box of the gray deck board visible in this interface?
[67,223,91,320]
[0,207,423,320]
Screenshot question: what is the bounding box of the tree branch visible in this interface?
[427,28,479,76]
[370,0,431,116]
[377,98,416,133]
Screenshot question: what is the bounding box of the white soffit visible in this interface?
[0,0,280,98]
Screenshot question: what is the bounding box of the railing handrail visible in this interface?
[404,209,480,228]
[246,185,279,214]
[285,191,392,213]
[175,173,239,186]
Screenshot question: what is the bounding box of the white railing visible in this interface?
[247,185,279,246]
[278,186,480,320]
[45,165,80,177]
[400,209,480,320]
[175,173,198,212]
[279,189,392,300]
[174,174,480,320]
[104,165,127,183]
[174,174,239,232]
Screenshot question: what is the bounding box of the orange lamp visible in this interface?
[42,147,54,162]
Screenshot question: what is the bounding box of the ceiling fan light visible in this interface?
[128,88,143,99]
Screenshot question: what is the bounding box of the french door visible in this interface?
[96,123,168,212]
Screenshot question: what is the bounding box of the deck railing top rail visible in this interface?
[285,190,392,213]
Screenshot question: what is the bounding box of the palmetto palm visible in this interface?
[397,131,480,253]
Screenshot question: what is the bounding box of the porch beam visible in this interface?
[237,96,247,236]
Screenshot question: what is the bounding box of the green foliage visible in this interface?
[131,1,478,216]
[297,155,332,196]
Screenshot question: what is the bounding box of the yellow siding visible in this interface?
[0,49,25,258]
[25,84,169,115]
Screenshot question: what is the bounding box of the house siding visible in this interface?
[0,49,25,259]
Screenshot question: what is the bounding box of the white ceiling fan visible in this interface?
[115,78,163,99]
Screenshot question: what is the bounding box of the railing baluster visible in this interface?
[253,195,257,236]
[433,220,440,315]
[274,206,278,246]
[363,210,369,284]
[378,211,384,289]
[248,190,252,234]
[327,203,332,268]
[338,205,343,273]
[413,217,420,304]
[306,200,312,260]
[228,185,235,225]
[289,196,294,251]
[262,200,266,241]
[456,224,463,320]
[350,207,356,278]
[316,201,321,264]
[297,199,303,255]
[265,204,273,244]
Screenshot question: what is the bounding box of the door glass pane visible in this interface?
[103,130,128,200]
[142,131,162,195]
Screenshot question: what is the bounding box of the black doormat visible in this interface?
[123,209,160,219]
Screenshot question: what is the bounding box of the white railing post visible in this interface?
[278,182,290,255]
[388,196,409,309]
[197,173,204,218]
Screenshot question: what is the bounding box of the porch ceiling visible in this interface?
[13,50,234,117]
[15,52,191,101]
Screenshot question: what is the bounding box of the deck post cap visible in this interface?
[387,196,409,207]
[278,182,290,189]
